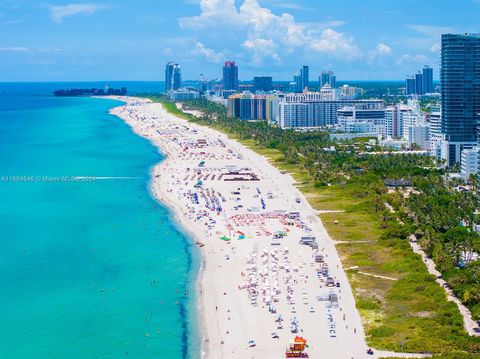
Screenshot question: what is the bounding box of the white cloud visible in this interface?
[309,29,360,59]
[179,0,240,29]
[179,0,360,64]
[367,43,392,64]
[187,42,224,63]
[375,43,392,55]
[430,43,441,53]
[0,47,28,52]
[396,54,430,65]
[48,4,108,23]
[243,38,280,65]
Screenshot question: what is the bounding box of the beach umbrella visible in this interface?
[220,236,231,241]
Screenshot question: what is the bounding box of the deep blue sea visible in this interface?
[0,82,199,358]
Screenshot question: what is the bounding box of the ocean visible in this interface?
[0,82,199,358]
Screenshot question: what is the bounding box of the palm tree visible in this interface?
[468,173,478,192]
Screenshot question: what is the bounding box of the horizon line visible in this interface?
[0,79,432,84]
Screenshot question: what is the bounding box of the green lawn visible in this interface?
[314,186,473,354]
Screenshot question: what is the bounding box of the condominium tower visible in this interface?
[320,71,337,89]
[293,66,309,92]
[223,61,239,91]
[165,62,181,91]
[440,33,480,165]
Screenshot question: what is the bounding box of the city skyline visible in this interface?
[1,1,480,81]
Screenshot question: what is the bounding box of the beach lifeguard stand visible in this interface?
[285,336,309,358]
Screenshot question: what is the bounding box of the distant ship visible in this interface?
[53,85,127,97]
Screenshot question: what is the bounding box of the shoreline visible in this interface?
[149,162,209,359]
[104,96,208,358]
[106,96,431,359]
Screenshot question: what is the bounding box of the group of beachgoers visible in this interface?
[110,97,413,359]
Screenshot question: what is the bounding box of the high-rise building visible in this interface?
[172,64,181,90]
[165,62,181,91]
[301,66,309,91]
[429,107,447,160]
[165,62,175,91]
[405,77,416,95]
[441,33,480,165]
[253,76,273,92]
[277,96,383,129]
[293,74,302,93]
[320,71,336,89]
[223,61,239,91]
[415,72,424,95]
[422,66,434,94]
[293,66,309,92]
[385,100,423,139]
[227,93,278,121]
[405,66,434,96]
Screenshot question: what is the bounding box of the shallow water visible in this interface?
[0,83,199,358]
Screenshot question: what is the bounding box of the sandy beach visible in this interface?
[109,97,430,359]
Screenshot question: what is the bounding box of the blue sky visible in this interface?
[1,0,479,81]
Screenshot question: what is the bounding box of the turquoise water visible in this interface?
[0,83,199,358]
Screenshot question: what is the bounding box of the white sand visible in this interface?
[109,97,431,359]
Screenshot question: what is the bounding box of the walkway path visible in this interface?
[410,237,480,336]
[384,203,478,335]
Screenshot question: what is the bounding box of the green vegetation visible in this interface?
[150,95,480,356]
[315,184,474,354]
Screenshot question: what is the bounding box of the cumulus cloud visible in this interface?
[179,0,240,29]
[375,43,392,55]
[48,3,108,23]
[0,47,29,52]
[179,0,360,64]
[187,42,224,63]
[367,43,392,65]
[310,29,360,59]
[243,38,280,64]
